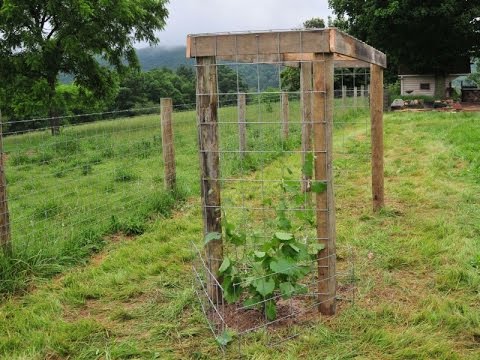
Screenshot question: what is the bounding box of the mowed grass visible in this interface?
[1,108,479,359]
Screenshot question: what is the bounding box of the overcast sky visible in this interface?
[144,0,332,48]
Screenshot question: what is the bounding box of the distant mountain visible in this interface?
[136,46,194,71]
[60,46,280,90]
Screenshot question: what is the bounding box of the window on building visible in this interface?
[420,83,430,90]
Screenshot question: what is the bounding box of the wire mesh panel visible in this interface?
[1,108,175,277]
[188,29,374,350]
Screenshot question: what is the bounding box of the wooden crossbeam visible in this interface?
[186,28,386,68]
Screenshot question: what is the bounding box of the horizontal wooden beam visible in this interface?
[330,30,387,68]
[186,28,386,68]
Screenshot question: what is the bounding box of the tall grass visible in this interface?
[0,98,368,296]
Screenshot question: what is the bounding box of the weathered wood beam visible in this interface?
[186,29,386,68]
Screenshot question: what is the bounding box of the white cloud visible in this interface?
[142,0,332,47]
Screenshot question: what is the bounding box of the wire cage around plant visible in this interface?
[187,28,386,350]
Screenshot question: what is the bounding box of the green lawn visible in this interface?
[0,109,479,359]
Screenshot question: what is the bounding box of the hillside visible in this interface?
[136,46,194,71]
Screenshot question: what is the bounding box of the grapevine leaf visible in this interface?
[265,300,277,321]
[222,276,242,304]
[253,277,275,297]
[295,283,308,294]
[243,296,262,309]
[308,243,326,255]
[311,181,327,194]
[218,257,231,274]
[254,251,266,259]
[302,153,314,177]
[288,243,300,253]
[216,330,234,346]
[274,232,294,241]
[204,232,221,244]
[279,281,296,299]
[270,257,297,275]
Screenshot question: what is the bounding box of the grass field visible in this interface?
[0,107,479,359]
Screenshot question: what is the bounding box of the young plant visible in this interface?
[205,155,327,321]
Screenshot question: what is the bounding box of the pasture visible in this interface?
[0,107,479,359]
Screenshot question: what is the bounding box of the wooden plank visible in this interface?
[186,29,386,68]
[187,29,330,58]
[331,30,387,68]
[160,98,176,191]
[370,64,385,212]
[196,56,223,302]
[301,62,313,193]
[312,53,336,315]
[0,111,11,256]
[281,92,289,140]
[238,93,247,157]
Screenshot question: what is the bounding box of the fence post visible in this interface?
[281,92,289,141]
[238,93,247,157]
[313,54,336,315]
[0,111,11,256]
[354,86,358,107]
[360,85,365,100]
[301,62,313,193]
[160,98,176,191]
[342,85,347,103]
[196,56,223,303]
[370,64,385,212]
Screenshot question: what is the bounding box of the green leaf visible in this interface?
[218,257,231,274]
[253,277,275,297]
[311,181,327,194]
[308,242,326,255]
[270,257,297,275]
[204,232,221,244]
[274,232,294,241]
[288,243,300,253]
[216,330,234,346]
[243,296,262,309]
[222,276,242,304]
[302,153,314,177]
[279,281,296,299]
[265,300,277,321]
[254,251,266,259]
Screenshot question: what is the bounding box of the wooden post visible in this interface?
[301,62,313,193]
[342,85,346,103]
[238,93,247,157]
[354,86,358,107]
[281,92,289,141]
[0,111,11,256]
[370,64,385,212]
[312,54,336,315]
[196,56,223,302]
[360,85,365,99]
[160,98,176,191]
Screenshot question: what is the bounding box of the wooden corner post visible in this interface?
[313,54,336,315]
[196,56,223,302]
[160,98,176,191]
[0,111,11,256]
[301,62,313,193]
[370,64,385,212]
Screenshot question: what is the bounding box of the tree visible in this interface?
[329,0,480,90]
[0,0,169,133]
[303,17,325,29]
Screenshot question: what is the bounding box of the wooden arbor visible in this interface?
[187,28,386,315]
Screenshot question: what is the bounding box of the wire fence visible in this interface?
[191,52,373,352]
